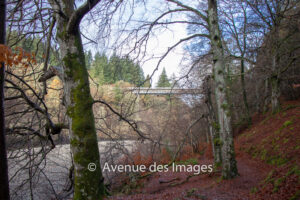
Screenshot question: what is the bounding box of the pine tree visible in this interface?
[156,67,171,87]
[85,50,93,70]
[90,52,145,85]
[143,74,151,87]
[90,52,107,84]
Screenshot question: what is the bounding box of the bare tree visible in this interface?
[161,0,238,179]
[246,0,300,113]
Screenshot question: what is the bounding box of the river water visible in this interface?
[8,140,138,200]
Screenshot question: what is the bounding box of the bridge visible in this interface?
[126,87,201,95]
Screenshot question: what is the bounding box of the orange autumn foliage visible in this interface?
[160,148,172,164]
[132,152,153,168]
[178,145,194,161]
[0,44,36,67]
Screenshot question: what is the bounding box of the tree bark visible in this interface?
[241,59,251,125]
[0,0,10,199]
[207,0,238,179]
[271,75,280,113]
[262,78,270,113]
[204,77,222,166]
[49,0,105,199]
[271,54,281,113]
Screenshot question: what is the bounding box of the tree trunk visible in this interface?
[208,118,222,166]
[50,1,105,199]
[271,54,281,113]
[241,59,251,125]
[262,78,270,113]
[0,0,10,199]
[207,0,238,179]
[204,77,222,166]
[271,75,280,113]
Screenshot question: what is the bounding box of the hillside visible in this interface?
[107,99,300,200]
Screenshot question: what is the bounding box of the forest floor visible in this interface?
[107,99,300,200]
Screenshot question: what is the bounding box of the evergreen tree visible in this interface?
[90,52,107,84]
[90,51,145,85]
[143,74,151,87]
[156,67,171,87]
[85,50,93,70]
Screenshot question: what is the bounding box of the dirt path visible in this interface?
[108,154,272,200]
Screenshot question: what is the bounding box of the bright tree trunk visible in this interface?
[204,77,222,166]
[207,0,238,179]
[50,1,105,199]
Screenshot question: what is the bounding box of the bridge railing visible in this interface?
[125,87,201,95]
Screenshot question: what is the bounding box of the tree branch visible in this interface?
[67,0,101,34]
[38,65,64,82]
[166,0,207,21]
[93,99,151,141]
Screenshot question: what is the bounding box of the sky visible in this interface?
[81,0,189,87]
[134,23,188,86]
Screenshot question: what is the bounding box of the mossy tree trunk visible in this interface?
[204,77,222,166]
[207,0,238,179]
[49,0,105,199]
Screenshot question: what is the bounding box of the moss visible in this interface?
[214,161,222,168]
[175,158,198,165]
[283,120,293,128]
[266,156,288,166]
[260,149,267,160]
[62,33,105,199]
[272,177,284,193]
[70,138,80,147]
[283,138,289,144]
[213,138,223,146]
[221,103,229,110]
[289,190,300,200]
[286,166,300,177]
[264,170,275,184]
[250,187,258,194]
[212,122,220,131]
[225,110,231,117]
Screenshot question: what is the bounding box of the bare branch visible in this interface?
[67,0,102,34]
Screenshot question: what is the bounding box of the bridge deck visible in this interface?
[126,87,201,95]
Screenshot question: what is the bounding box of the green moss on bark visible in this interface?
[62,32,105,200]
